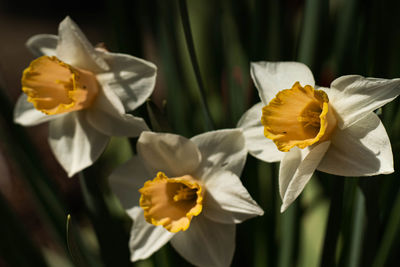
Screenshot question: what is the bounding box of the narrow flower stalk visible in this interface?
[346,187,365,267]
[79,170,132,267]
[319,178,344,267]
[372,187,400,267]
[178,0,215,130]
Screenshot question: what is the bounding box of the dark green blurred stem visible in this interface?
[266,163,278,267]
[250,0,268,60]
[331,0,359,75]
[346,187,365,267]
[234,156,259,266]
[0,89,67,246]
[359,178,382,266]
[79,170,132,267]
[220,0,248,125]
[178,0,215,131]
[66,214,101,267]
[372,187,400,267]
[152,245,172,267]
[0,191,49,267]
[319,178,344,267]
[338,183,364,267]
[278,202,298,267]
[297,0,328,69]
[152,0,192,136]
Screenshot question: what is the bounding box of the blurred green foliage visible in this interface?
[1,0,400,266]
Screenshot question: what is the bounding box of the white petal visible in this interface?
[279,142,331,212]
[237,102,285,162]
[86,110,148,137]
[128,207,174,262]
[318,112,393,176]
[26,34,58,57]
[202,170,264,224]
[108,156,151,209]
[137,132,201,177]
[171,216,235,267]
[96,51,157,112]
[14,94,63,126]
[86,89,149,137]
[329,75,400,129]
[250,61,315,105]
[56,17,109,72]
[191,129,247,181]
[48,112,109,177]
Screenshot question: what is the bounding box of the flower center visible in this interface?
[261,81,337,152]
[21,56,99,115]
[139,172,204,233]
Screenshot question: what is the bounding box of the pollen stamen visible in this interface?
[173,186,197,202]
[298,109,321,128]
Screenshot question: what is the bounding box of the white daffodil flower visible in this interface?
[238,61,400,212]
[13,17,156,177]
[109,130,263,267]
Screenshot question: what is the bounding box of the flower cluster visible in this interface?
[14,17,400,267]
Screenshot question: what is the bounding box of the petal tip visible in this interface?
[60,16,74,26]
[257,207,265,216]
[280,204,288,213]
[381,168,394,175]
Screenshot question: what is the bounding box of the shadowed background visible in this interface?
[0,0,400,267]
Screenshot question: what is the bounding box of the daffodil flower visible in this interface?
[109,130,263,267]
[13,17,156,177]
[238,61,400,212]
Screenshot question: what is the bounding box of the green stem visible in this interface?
[372,188,400,267]
[332,0,359,75]
[359,178,382,266]
[178,0,215,130]
[66,214,101,267]
[268,163,278,267]
[346,187,365,267]
[298,0,328,68]
[278,202,298,267]
[319,178,344,267]
[79,170,132,267]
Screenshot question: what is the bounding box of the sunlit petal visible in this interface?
[251,61,315,105]
[96,51,157,111]
[137,132,202,177]
[14,94,63,126]
[329,75,400,129]
[109,155,150,209]
[171,216,235,267]
[48,112,109,177]
[56,16,109,72]
[318,112,393,176]
[26,34,58,57]
[237,102,284,162]
[279,142,330,212]
[128,207,174,261]
[202,170,264,224]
